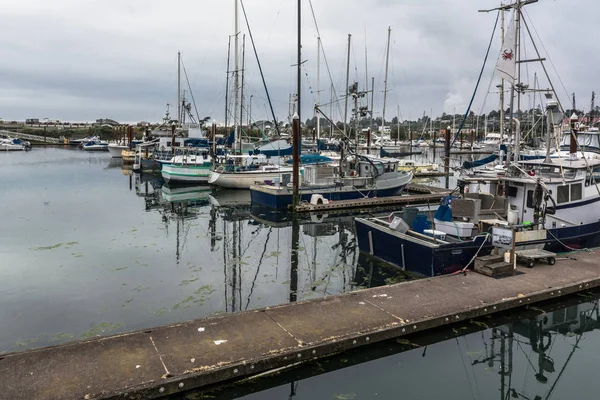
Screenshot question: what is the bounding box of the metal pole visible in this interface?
[343,34,351,138]
[177,51,181,125]
[233,0,239,151]
[382,27,391,137]
[292,114,300,209]
[316,37,321,140]
[239,34,246,155]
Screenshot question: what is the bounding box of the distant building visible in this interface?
[95,118,120,126]
[26,118,40,124]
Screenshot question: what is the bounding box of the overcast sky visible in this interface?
[0,0,595,124]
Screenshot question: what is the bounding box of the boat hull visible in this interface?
[107,145,127,158]
[161,164,211,183]
[209,170,293,190]
[355,218,600,277]
[250,182,408,209]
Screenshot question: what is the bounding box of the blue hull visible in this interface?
[355,219,600,277]
[251,185,407,209]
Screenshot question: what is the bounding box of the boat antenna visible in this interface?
[239,0,281,136]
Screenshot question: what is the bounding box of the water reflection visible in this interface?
[0,147,482,356]
[182,294,600,400]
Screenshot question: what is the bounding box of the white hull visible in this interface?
[161,164,211,183]
[209,168,295,189]
[107,144,127,158]
[82,145,108,151]
[1,144,27,151]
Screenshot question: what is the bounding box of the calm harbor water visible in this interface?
[1,147,422,353]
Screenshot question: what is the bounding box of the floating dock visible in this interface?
[2,250,599,399]
[291,184,452,213]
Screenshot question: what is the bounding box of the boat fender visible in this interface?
[349,170,357,177]
[527,170,535,176]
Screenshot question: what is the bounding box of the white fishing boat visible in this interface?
[107,143,128,158]
[1,137,31,151]
[208,163,297,189]
[161,153,213,184]
[81,140,108,151]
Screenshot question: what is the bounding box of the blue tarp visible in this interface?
[462,154,498,169]
[285,154,332,165]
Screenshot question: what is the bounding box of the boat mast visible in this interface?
[382,26,391,137]
[177,51,181,126]
[292,0,301,209]
[499,8,505,142]
[239,34,246,154]
[316,36,321,140]
[513,2,522,163]
[343,34,351,139]
[224,36,232,136]
[330,83,334,138]
[233,0,240,152]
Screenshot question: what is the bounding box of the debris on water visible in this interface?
[214,340,227,345]
[135,365,141,369]
[191,358,195,363]
[198,327,205,332]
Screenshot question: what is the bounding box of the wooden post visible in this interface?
[292,113,300,210]
[128,126,133,150]
[44,124,47,143]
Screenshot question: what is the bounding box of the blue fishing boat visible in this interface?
[356,158,600,276]
[250,155,413,209]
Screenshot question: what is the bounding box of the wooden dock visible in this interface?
[1,250,599,399]
[293,192,449,213]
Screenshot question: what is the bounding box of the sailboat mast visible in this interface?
[370,76,375,133]
[330,83,334,137]
[177,51,181,125]
[239,34,246,154]
[233,0,240,151]
[224,36,232,135]
[316,37,321,140]
[513,2,522,163]
[499,9,505,141]
[343,34,351,138]
[382,26,391,136]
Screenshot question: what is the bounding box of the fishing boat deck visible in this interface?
[2,249,600,399]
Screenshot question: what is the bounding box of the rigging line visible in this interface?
[307,0,344,120]
[462,336,483,399]
[522,10,569,110]
[239,0,281,135]
[544,303,599,400]
[450,11,500,148]
[180,56,201,123]
[455,338,478,400]
[245,227,272,310]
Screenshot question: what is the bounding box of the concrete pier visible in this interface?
[1,250,599,400]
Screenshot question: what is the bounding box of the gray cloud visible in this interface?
[0,0,595,124]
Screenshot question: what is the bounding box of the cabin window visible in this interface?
[557,185,569,204]
[571,183,582,201]
[526,190,534,208]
